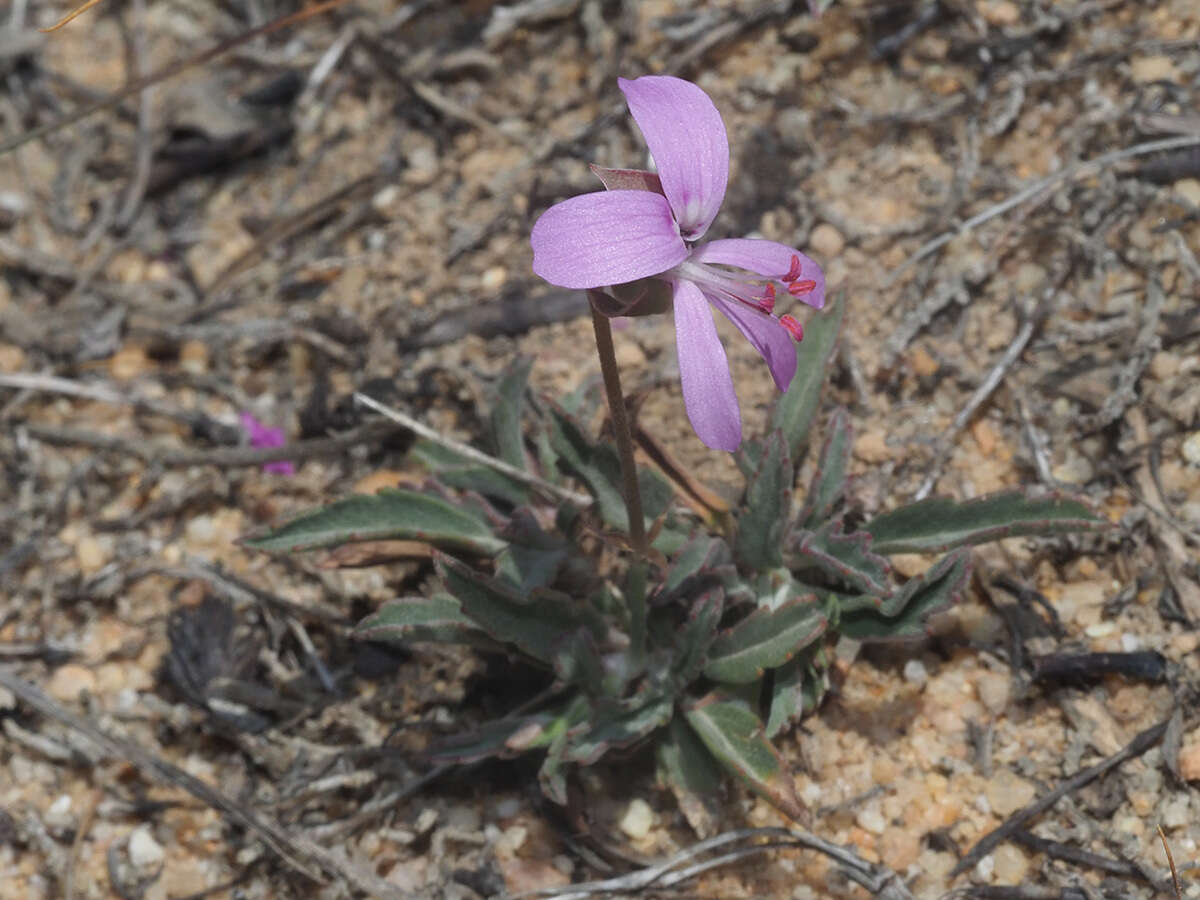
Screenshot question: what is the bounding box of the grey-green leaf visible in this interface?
[547,405,673,533]
[771,290,845,463]
[563,694,673,765]
[703,597,827,684]
[438,555,597,664]
[242,488,506,556]
[791,524,892,596]
[839,549,971,641]
[354,593,478,645]
[684,693,804,821]
[735,430,791,570]
[657,716,723,837]
[798,407,851,529]
[491,356,532,469]
[766,645,831,738]
[865,490,1106,555]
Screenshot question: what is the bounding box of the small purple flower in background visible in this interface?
[530,75,825,452]
[240,412,296,475]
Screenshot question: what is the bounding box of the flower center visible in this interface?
[672,256,810,342]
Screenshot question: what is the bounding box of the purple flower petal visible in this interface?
[692,238,826,309]
[618,76,729,241]
[531,190,687,289]
[704,292,798,393]
[672,279,741,451]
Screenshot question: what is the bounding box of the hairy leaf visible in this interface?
[547,405,673,534]
[552,627,607,691]
[427,713,558,765]
[865,490,1106,555]
[704,597,827,684]
[839,549,971,641]
[354,593,478,645]
[242,488,505,556]
[438,555,598,664]
[685,693,804,820]
[735,431,791,570]
[771,290,845,463]
[495,508,570,594]
[563,694,673,765]
[792,524,891,596]
[491,356,533,469]
[766,645,831,738]
[798,407,851,529]
[670,588,725,688]
[657,716,723,837]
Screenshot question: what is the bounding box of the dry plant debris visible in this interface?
[0,1,1198,898]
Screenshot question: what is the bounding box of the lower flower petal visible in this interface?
[672,279,741,451]
[705,291,798,393]
[691,238,825,309]
[531,190,686,290]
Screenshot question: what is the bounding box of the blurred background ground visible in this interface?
[1,0,1199,897]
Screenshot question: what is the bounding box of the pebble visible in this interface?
[986,769,1036,817]
[1129,55,1178,83]
[47,664,97,702]
[891,553,932,578]
[992,844,1030,883]
[1178,728,1200,782]
[1160,795,1190,829]
[109,344,151,380]
[480,266,507,291]
[128,826,165,872]
[903,659,928,686]
[855,804,886,835]
[980,1,1020,26]
[975,671,1009,715]
[808,223,845,258]
[1182,431,1200,466]
[1174,179,1200,207]
[877,826,920,870]
[44,795,74,831]
[0,343,26,373]
[75,535,111,575]
[974,853,995,881]
[179,340,209,375]
[1150,351,1182,380]
[618,798,654,840]
[909,346,938,377]
[853,430,891,463]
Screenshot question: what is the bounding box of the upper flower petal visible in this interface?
[672,279,741,451]
[704,291,798,394]
[618,76,729,241]
[691,238,826,309]
[531,190,687,290]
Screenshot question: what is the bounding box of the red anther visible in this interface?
[758,283,776,313]
[779,314,804,342]
[787,279,817,297]
[784,254,803,283]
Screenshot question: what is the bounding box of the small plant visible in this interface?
[242,77,1103,830]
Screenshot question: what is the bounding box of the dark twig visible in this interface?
[1029,651,1168,685]
[951,717,1171,876]
[1011,829,1153,882]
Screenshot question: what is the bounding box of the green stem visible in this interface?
[588,297,648,557]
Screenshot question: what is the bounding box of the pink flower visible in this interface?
[239,412,295,475]
[530,75,825,451]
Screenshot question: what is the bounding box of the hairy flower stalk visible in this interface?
[531,75,825,451]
